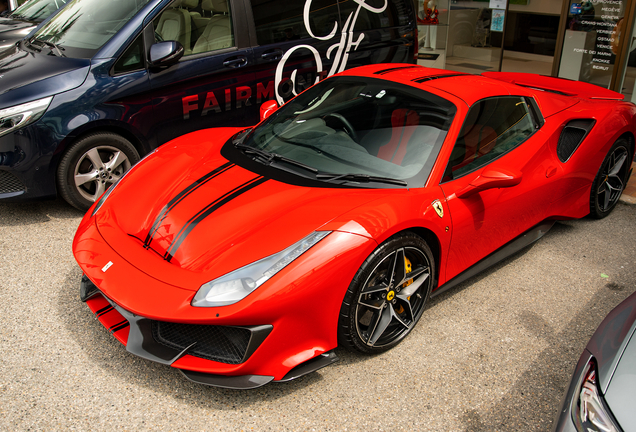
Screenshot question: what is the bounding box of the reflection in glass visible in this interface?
[31,0,152,58]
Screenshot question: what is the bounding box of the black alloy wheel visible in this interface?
[590,138,631,219]
[338,232,435,354]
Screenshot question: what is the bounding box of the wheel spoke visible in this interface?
[85,148,105,170]
[368,305,392,346]
[74,171,99,187]
[361,282,388,295]
[405,265,428,281]
[608,151,627,177]
[603,183,611,210]
[390,248,406,287]
[394,295,415,322]
[359,297,385,310]
[92,181,107,202]
[399,269,429,298]
[104,151,129,172]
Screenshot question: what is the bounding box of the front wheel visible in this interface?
[57,133,140,211]
[338,232,435,354]
[589,138,631,219]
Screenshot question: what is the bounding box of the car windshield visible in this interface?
[242,76,456,188]
[29,0,152,58]
[9,0,67,22]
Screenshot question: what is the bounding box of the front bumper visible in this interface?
[81,275,340,389]
[81,275,282,389]
[0,123,59,202]
[73,215,369,388]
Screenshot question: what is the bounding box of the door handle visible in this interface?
[223,56,248,68]
[262,49,283,61]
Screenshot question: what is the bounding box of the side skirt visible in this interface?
[431,220,555,299]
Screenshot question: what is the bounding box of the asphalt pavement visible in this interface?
[0,197,634,431]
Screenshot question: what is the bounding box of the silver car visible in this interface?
[553,290,636,432]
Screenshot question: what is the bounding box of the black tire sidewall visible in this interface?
[57,133,140,211]
[589,138,631,219]
[338,232,435,354]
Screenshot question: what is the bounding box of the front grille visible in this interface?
[0,170,25,194]
[152,321,252,364]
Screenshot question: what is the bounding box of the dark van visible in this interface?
[0,0,416,210]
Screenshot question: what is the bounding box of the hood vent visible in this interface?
[412,73,468,83]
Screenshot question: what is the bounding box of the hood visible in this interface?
[96,129,390,290]
[0,18,37,48]
[0,44,90,108]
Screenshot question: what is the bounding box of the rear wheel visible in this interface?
[57,133,140,211]
[338,232,435,354]
[589,138,631,219]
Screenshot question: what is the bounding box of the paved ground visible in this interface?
[0,197,634,431]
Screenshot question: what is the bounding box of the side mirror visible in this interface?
[456,168,522,199]
[260,100,278,121]
[149,41,184,69]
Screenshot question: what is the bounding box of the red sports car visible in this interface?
[73,64,635,389]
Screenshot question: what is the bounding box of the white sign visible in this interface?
[490,0,507,8]
[274,0,388,104]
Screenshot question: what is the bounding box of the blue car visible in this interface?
[0,0,416,210]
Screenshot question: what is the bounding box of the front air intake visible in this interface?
[0,170,25,194]
[557,119,595,163]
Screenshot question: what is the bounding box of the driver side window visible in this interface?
[443,96,535,182]
[153,0,234,56]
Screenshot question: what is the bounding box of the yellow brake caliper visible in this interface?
[395,258,414,314]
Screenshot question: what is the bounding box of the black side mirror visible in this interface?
[148,41,184,69]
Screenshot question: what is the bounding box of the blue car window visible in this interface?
[250,0,339,46]
[113,33,145,74]
[154,0,234,56]
[31,0,152,59]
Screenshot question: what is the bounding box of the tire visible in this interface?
[57,133,140,211]
[589,138,631,219]
[338,232,435,354]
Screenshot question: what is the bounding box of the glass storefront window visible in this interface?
[615,13,636,101]
[558,0,626,88]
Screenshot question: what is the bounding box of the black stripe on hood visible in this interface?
[144,162,235,248]
[164,176,268,263]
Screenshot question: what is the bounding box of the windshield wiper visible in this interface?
[316,173,407,186]
[234,142,318,174]
[31,38,65,57]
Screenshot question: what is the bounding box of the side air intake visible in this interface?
[557,119,595,163]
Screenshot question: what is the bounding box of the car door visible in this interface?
[146,0,258,145]
[439,95,562,281]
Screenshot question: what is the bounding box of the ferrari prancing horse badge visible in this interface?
[432,200,444,218]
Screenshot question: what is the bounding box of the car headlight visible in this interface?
[571,358,621,432]
[192,231,331,307]
[0,96,53,138]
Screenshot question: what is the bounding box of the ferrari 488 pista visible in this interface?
[73,64,635,389]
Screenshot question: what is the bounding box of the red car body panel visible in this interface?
[73,64,636,385]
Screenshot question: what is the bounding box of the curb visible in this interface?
[619,194,636,205]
